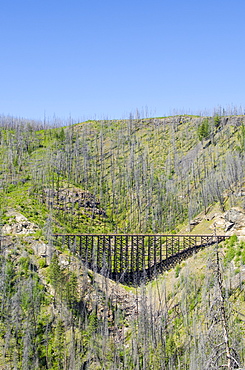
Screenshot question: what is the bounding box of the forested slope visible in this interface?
[1,114,245,234]
[1,227,245,369]
[1,114,245,369]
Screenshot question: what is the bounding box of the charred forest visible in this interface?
[1,113,245,369]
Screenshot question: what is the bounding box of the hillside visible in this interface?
[1,114,245,234]
[1,213,245,369]
[1,114,245,368]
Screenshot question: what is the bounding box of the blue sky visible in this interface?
[1,0,245,121]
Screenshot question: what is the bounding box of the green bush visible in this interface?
[241,250,245,265]
[213,114,221,128]
[175,265,181,278]
[197,118,210,141]
[225,248,235,263]
[229,235,238,247]
[38,258,47,269]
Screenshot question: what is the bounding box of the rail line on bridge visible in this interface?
[52,234,229,284]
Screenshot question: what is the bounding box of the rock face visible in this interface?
[39,187,107,219]
[2,211,38,235]
[225,208,245,227]
[208,207,245,236]
[224,207,245,235]
[189,206,245,237]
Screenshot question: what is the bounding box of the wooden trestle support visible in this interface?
[52,234,229,285]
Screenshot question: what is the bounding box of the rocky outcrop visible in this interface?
[224,208,245,226]
[224,207,245,235]
[208,207,245,236]
[2,211,38,235]
[188,206,245,237]
[38,187,107,219]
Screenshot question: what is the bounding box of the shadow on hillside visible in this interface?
[110,240,218,286]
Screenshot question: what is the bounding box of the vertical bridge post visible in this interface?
[52,234,229,284]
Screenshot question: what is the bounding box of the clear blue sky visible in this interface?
[1,0,245,121]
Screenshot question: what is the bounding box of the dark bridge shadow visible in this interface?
[52,234,229,286]
[110,239,220,285]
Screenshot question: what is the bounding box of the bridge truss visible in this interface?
[52,234,229,284]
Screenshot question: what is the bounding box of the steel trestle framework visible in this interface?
[52,234,229,284]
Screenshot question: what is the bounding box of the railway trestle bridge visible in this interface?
[53,234,230,285]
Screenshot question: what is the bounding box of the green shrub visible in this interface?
[213,114,221,128]
[241,250,245,265]
[175,265,181,278]
[38,258,47,269]
[225,247,235,263]
[229,235,238,247]
[197,118,210,141]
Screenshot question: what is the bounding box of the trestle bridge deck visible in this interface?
[53,234,229,285]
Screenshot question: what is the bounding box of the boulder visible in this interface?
[224,207,245,228]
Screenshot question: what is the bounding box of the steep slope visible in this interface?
[1,213,245,369]
[1,114,245,368]
[1,114,245,235]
